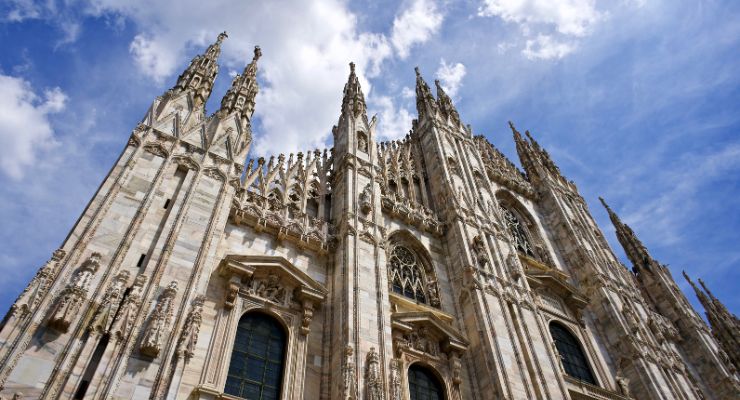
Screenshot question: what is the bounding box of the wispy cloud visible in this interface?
[435,59,466,98]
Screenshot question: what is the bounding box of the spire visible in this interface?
[173,31,227,108]
[599,197,654,272]
[414,67,437,121]
[219,45,261,123]
[434,79,460,125]
[684,272,740,371]
[340,62,367,119]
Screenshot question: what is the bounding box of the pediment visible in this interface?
[218,255,327,305]
[527,273,589,311]
[392,311,469,354]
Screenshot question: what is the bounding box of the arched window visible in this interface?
[225,312,287,400]
[549,322,596,385]
[408,364,445,400]
[501,207,535,258]
[389,245,430,304]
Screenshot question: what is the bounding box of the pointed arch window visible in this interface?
[388,245,439,307]
[502,207,535,258]
[549,322,596,385]
[408,364,445,400]
[225,312,287,400]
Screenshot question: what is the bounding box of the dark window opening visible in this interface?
[225,313,286,400]
[550,322,597,385]
[136,254,146,268]
[408,364,445,400]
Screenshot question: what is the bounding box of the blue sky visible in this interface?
[0,0,738,318]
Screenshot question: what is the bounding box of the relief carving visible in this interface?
[9,249,65,319]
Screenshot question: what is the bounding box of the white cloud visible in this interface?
[435,59,466,98]
[478,0,603,37]
[129,34,181,84]
[4,0,41,22]
[522,34,575,60]
[370,96,413,142]
[478,0,603,60]
[80,0,443,156]
[391,0,444,59]
[0,74,66,179]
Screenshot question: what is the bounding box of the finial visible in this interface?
[217,31,228,44]
[253,46,262,61]
[599,197,611,211]
[349,62,356,73]
[415,66,420,76]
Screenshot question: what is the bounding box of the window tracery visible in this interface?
[388,245,439,307]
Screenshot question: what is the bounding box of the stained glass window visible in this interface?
[408,364,445,400]
[550,322,597,385]
[225,313,286,400]
[502,207,535,258]
[389,245,428,304]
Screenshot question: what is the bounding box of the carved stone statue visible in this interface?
[389,358,402,400]
[616,376,630,396]
[176,295,205,361]
[360,183,373,214]
[140,281,178,357]
[364,347,382,400]
[343,345,358,400]
[9,249,65,319]
[109,274,147,341]
[47,252,101,332]
[89,270,130,334]
[427,278,441,307]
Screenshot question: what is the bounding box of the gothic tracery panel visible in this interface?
[388,245,439,307]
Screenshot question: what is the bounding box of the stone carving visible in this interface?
[364,347,383,400]
[360,183,372,214]
[9,249,65,319]
[358,132,368,153]
[388,358,402,400]
[616,376,630,396]
[402,326,439,356]
[343,345,358,400]
[427,277,441,307]
[176,295,205,361]
[89,270,130,334]
[109,274,147,341]
[255,273,286,304]
[47,253,101,332]
[450,352,463,400]
[140,281,178,358]
[471,235,489,269]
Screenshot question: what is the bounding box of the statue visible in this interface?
[256,273,285,303]
[343,345,358,400]
[364,347,382,400]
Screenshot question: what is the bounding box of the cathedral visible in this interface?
[1,32,738,400]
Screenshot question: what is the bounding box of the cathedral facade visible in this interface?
[0,33,738,400]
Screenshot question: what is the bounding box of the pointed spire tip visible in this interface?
[349,61,356,73]
[253,46,262,61]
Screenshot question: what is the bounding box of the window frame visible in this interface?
[549,321,598,385]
